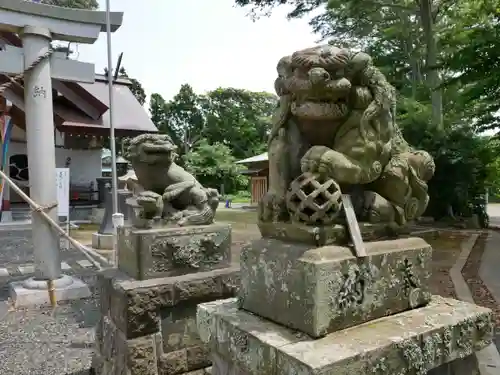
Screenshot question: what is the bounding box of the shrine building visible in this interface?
[0,31,157,218]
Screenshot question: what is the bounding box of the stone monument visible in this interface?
[92,133,239,374]
[0,0,122,307]
[196,45,493,375]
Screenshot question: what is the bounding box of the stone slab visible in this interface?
[239,237,432,338]
[96,267,240,340]
[92,232,113,250]
[197,296,494,375]
[93,267,239,374]
[118,223,232,280]
[258,221,409,246]
[9,275,91,307]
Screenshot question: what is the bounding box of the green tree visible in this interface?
[41,0,99,53]
[149,85,276,161]
[443,12,500,133]
[41,0,98,9]
[152,84,207,156]
[205,88,276,159]
[183,139,248,193]
[234,0,490,130]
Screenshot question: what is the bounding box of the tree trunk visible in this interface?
[419,0,443,129]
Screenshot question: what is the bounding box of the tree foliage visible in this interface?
[149,85,276,160]
[41,0,98,9]
[183,139,248,192]
[234,0,500,224]
[204,88,275,160]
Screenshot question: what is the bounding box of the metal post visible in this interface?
[105,0,118,215]
[105,0,123,267]
[21,26,60,280]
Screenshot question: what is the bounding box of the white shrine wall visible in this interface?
[7,124,101,203]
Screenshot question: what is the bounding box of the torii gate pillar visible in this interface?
[0,0,123,307]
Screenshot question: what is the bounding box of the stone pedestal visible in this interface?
[92,267,239,375]
[198,297,490,375]
[118,223,231,280]
[197,236,494,375]
[239,237,432,337]
[93,223,237,375]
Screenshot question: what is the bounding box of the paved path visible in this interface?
[487,203,500,227]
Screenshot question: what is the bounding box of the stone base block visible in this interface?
[118,223,231,280]
[9,275,91,307]
[92,266,239,375]
[92,232,113,250]
[1,210,12,223]
[90,207,105,224]
[197,296,493,375]
[239,237,432,338]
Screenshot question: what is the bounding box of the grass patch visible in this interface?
[75,223,100,231]
[215,210,257,230]
[426,233,466,251]
[225,191,251,204]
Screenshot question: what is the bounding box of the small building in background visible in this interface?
[236,152,269,204]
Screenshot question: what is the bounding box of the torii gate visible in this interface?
[0,0,123,306]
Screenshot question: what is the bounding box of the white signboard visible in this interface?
[56,168,70,217]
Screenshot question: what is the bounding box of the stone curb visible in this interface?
[449,233,500,375]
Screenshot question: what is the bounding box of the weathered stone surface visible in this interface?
[161,304,202,353]
[159,350,188,374]
[94,266,239,375]
[93,314,161,375]
[98,267,239,339]
[122,133,220,228]
[258,221,409,246]
[197,296,493,375]
[118,224,232,280]
[239,237,432,337]
[260,45,435,228]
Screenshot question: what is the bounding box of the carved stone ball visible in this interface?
[286,172,342,225]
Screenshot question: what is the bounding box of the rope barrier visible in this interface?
[0,46,112,306]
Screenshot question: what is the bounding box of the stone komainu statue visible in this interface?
[262,45,435,227]
[122,133,219,227]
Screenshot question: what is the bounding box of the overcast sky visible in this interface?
[75,0,318,102]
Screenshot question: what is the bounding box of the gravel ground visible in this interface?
[461,233,500,331]
[0,225,498,373]
[0,274,98,375]
[0,229,101,375]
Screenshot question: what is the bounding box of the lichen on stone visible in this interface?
[442,326,453,358]
[336,261,375,311]
[417,252,426,267]
[231,331,249,353]
[396,339,426,375]
[422,333,442,367]
[169,233,226,269]
[398,258,420,298]
[455,318,475,358]
[475,312,494,348]
[370,356,388,374]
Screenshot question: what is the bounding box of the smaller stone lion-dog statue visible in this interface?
[122,134,219,228]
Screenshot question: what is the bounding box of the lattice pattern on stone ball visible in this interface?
[286,172,342,225]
